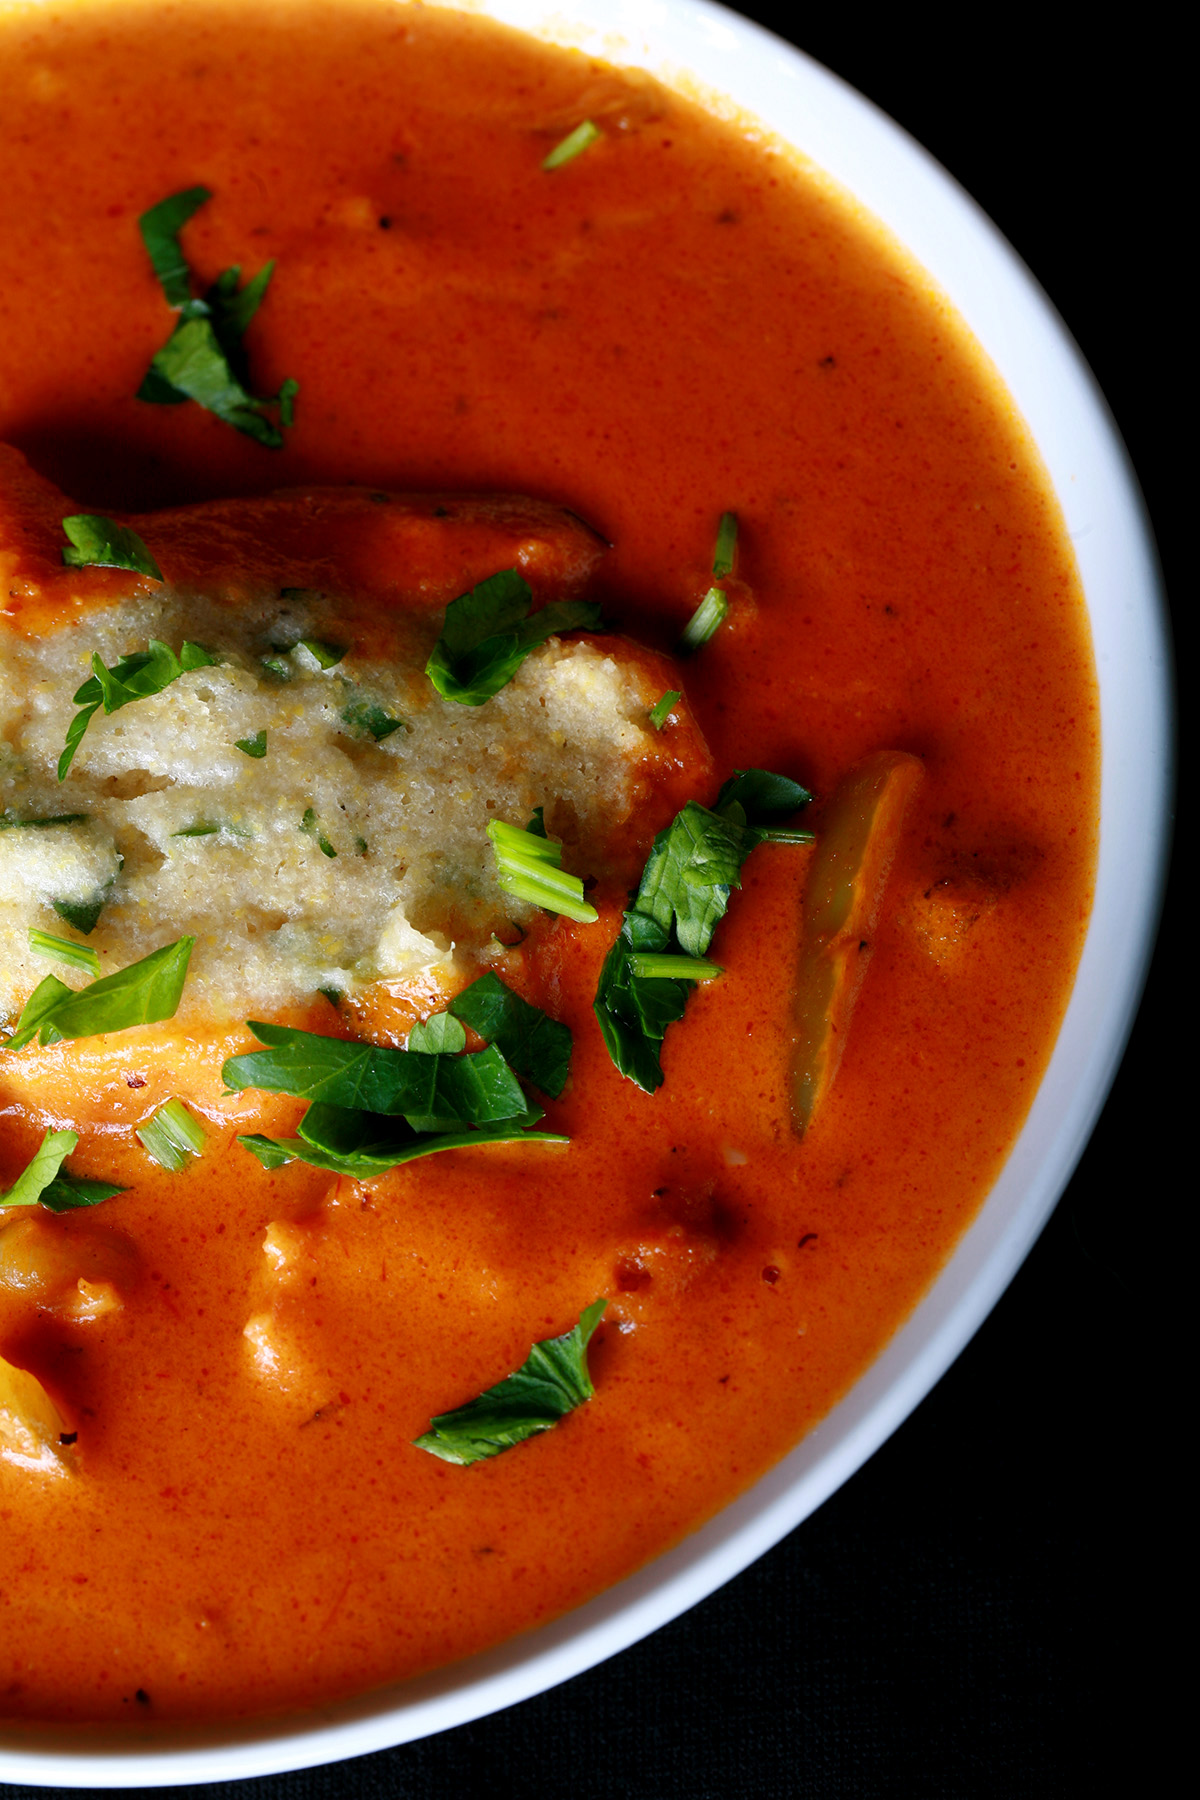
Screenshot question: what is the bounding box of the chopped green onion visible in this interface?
[711,511,738,578]
[171,821,222,838]
[28,929,101,979]
[649,690,681,730]
[136,1098,207,1171]
[627,954,723,981]
[680,586,728,652]
[542,120,601,171]
[235,730,268,758]
[487,820,598,924]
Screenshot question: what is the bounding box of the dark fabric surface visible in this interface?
[2,9,1171,1797]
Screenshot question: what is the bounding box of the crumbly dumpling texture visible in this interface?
[0,587,665,1020]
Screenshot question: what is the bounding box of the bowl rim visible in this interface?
[0,0,1172,1785]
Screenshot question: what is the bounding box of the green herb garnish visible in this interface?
[0,812,89,832]
[679,586,728,652]
[711,511,738,578]
[340,692,406,742]
[2,936,194,1052]
[0,1128,125,1212]
[648,690,681,730]
[294,638,345,671]
[137,1098,206,1171]
[58,638,218,780]
[136,186,299,447]
[407,1013,468,1055]
[487,820,598,924]
[235,730,268,758]
[28,929,100,979]
[594,770,812,1091]
[449,971,572,1098]
[542,120,602,171]
[426,569,601,706]
[222,1020,527,1123]
[226,1000,572,1178]
[413,1299,606,1464]
[300,808,337,858]
[61,516,163,581]
[52,890,109,936]
[238,1106,564,1178]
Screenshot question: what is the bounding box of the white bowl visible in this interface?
[0,1,1169,1785]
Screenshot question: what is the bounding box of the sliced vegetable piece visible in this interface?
[0,1353,76,1474]
[413,1299,606,1464]
[791,749,924,1133]
[58,638,218,780]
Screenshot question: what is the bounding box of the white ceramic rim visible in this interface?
[0,0,1171,1785]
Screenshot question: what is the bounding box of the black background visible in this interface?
[3,6,1174,1797]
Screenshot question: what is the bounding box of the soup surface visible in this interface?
[0,0,1097,1727]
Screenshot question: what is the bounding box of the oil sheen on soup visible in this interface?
[0,0,1097,1725]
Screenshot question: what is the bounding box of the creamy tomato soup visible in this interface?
[0,0,1097,1726]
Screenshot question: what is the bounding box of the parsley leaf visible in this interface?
[136,186,299,447]
[413,1299,606,1464]
[407,1013,467,1055]
[235,730,268,758]
[594,771,813,1090]
[58,638,217,780]
[426,569,602,706]
[238,1106,564,1179]
[61,515,163,580]
[449,971,572,1098]
[340,691,406,742]
[1,937,194,1051]
[222,1020,528,1124]
[0,1128,125,1212]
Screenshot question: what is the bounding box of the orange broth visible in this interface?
[0,0,1097,1725]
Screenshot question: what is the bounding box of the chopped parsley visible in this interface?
[136,186,299,447]
[61,515,163,581]
[449,970,573,1098]
[487,819,599,924]
[542,120,602,171]
[235,730,268,758]
[300,808,337,858]
[340,691,406,742]
[58,638,218,780]
[426,568,601,706]
[0,1128,125,1213]
[1,936,194,1052]
[413,1299,606,1464]
[227,988,572,1178]
[594,769,812,1091]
